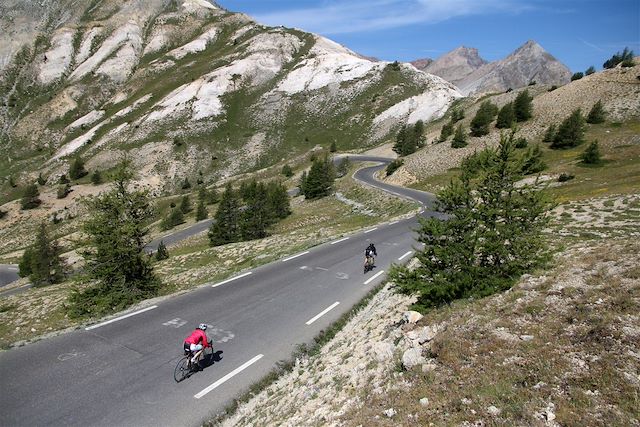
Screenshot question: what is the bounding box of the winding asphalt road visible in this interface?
[0,158,439,426]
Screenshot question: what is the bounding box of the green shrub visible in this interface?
[386,159,404,176]
[558,173,575,182]
[571,72,584,81]
[580,140,603,165]
[20,184,41,210]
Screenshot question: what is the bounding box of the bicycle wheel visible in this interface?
[174,356,191,382]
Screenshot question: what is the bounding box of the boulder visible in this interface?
[372,342,395,362]
[383,408,396,418]
[402,310,423,324]
[402,348,425,369]
[419,397,429,407]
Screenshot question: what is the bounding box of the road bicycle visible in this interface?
[364,255,375,274]
[174,343,213,382]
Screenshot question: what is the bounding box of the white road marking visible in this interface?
[315,267,329,271]
[388,221,399,225]
[7,267,18,271]
[398,251,413,261]
[364,227,378,234]
[194,354,264,399]
[212,272,253,288]
[282,251,309,262]
[363,270,385,285]
[306,302,340,325]
[85,306,158,331]
[331,237,349,245]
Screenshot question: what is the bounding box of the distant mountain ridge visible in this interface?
[412,41,571,95]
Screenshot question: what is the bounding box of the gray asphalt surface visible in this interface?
[0,264,19,287]
[0,159,438,426]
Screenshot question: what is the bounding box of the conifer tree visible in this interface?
[470,101,498,136]
[195,199,208,221]
[181,177,191,190]
[585,66,596,75]
[180,195,192,213]
[21,184,41,210]
[513,89,533,122]
[580,140,602,165]
[20,222,65,287]
[439,121,454,142]
[59,174,69,184]
[586,100,606,124]
[299,170,308,195]
[155,240,169,261]
[69,156,88,180]
[521,144,547,174]
[551,109,586,149]
[390,132,551,311]
[542,124,557,143]
[208,183,241,246]
[452,125,468,148]
[91,170,102,185]
[336,157,351,177]
[496,102,515,129]
[68,161,159,317]
[266,181,291,220]
[37,172,46,185]
[161,208,185,230]
[330,141,337,152]
[281,164,294,178]
[393,125,408,156]
[303,155,335,199]
[240,181,272,240]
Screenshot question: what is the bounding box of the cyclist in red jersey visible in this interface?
[184,323,212,366]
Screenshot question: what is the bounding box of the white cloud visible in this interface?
[254,0,532,35]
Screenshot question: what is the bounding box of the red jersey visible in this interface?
[184,329,210,347]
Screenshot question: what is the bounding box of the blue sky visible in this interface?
[217,0,640,72]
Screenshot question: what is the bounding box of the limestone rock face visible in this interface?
[415,46,487,87]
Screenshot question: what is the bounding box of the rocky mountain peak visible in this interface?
[412,46,487,87]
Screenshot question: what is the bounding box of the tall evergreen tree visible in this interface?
[580,140,602,165]
[390,132,551,311]
[19,222,65,287]
[20,184,41,210]
[37,172,46,185]
[281,164,294,178]
[91,170,102,185]
[393,125,409,156]
[470,101,498,136]
[551,109,586,149]
[208,183,241,246]
[496,102,515,129]
[520,144,547,175]
[240,181,272,240]
[69,156,88,180]
[336,156,351,177]
[542,124,557,143]
[452,125,468,148]
[155,240,169,261]
[513,89,533,122]
[181,177,191,190]
[68,161,159,317]
[585,66,596,75]
[303,155,335,199]
[586,100,606,124]
[266,181,291,220]
[179,195,192,213]
[439,121,454,142]
[195,199,208,221]
[299,170,308,195]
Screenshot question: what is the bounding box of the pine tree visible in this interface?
[68,161,159,317]
[329,141,337,152]
[37,173,46,185]
[586,100,606,124]
[266,181,291,220]
[580,140,602,165]
[585,66,596,75]
[470,101,498,137]
[57,183,71,199]
[304,155,335,199]
[571,72,584,81]
[240,181,272,240]
[389,132,551,311]
[542,124,557,143]
[551,109,586,149]
[413,120,425,148]
[451,108,465,123]
[496,102,515,129]
[451,125,468,148]
[155,240,169,261]
[513,90,533,122]
[21,184,41,210]
[521,144,547,174]
[439,121,454,142]
[181,177,191,190]
[281,164,294,178]
[59,174,69,184]
[91,170,102,185]
[393,125,408,156]
[22,222,65,287]
[180,195,192,213]
[69,156,88,180]
[208,183,241,246]
[299,170,308,195]
[161,208,185,230]
[603,47,634,69]
[195,199,208,221]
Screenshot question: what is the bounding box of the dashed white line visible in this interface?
[85,306,158,331]
[212,272,252,288]
[282,251,309,262]
[331,237,349,245]
[306,302,340,325]
[364,227,378,234]
[194,354,264,399]
[388,221,399,225]
[363,270,385,285]
[398,251,413,261]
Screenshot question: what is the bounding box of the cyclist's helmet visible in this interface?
[198,323,208,331]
